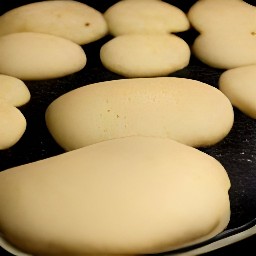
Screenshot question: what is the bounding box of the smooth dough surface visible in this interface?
[0,100,26,150]
[0,75,30,107]
[0,136,231,255]
[0,32,86,80]
[188,0,256,69]
[104,0,190,36]
[45,77,234,151]
[0,0,108,45]
[100,34,190,77]
[219,65,256,119]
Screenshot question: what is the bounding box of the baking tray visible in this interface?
[0,0,255,255]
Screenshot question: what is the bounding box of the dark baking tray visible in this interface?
[0,1,255,255]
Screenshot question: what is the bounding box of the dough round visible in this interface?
[0,0,108,45]
[0,100,26,150]
[0,75,30,107]
[219,65,256,119]
[45,77,234,151]
[104,0,190,36]
[188,0,256,69]
[0,32,87,80]
[0,136,231,255]
[100,34,190,77]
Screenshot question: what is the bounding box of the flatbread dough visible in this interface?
[0,136,231,255]
[45,77,234,151]
[219,65,256,119]
[0,74,30,107]
[0,0,108,45]
[0,99,26,150]
[188,0,256,69]
[104,0,190,36]
[0,32,86,80]
[100,34,190,77]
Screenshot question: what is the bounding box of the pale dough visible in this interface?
[45,77,234,151]
[0,100,26,150]
[104,0,190,36]
[0,32,86,80]
[188,0,256,69]
[100,34,190,77]
[0,0,108,45]
[0,75,30,107]
[0,136,231,255]
[219,65,256,119]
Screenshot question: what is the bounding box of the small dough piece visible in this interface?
[188,0,255,33]
[0,100,26,150]
[45,77,234,151]
[0,0,108,45]
[100,34,190,77]
[187,0,256,69]
[0,32,86,80]
[219,65,256,119]
[104,0,190,36]
[0,75,30,107]
[191,33,256,69]
[0,136,231,255]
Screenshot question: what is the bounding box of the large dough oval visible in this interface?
[0,136,230,255]
[45,77,234,150]
[0,32,86,80]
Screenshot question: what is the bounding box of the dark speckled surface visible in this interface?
[0,1,255,255]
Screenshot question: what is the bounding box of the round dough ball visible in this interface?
[0,32,87,80]
[104,0,190,36]
[100,34,190,77]
[0,75,30,107]
[219,65,256,119]
[0,0,108,45]
[0,136,230,255]
[45,77,234,151]
[0,100,26,150]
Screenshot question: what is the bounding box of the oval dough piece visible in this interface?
[100,34,190,77]
[219,65,256,119]
[104,0,190,36]
[188,0,256,33]
[192,33,256,69]
[0,100,26,150]
[0,75,30,107]
[0,32,87,80]
[188,0,256,69]
[45,77,234,151]
[0,0,108,45]
[0,136,231,255]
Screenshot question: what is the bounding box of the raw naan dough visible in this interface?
[0,0,108,45]
[0,32,86,80]
[100,34,190,77]
[45,77,234,151]
[104,0,190,36]
[0,74,30,107]
[0,100,26,150]
[0,136,231,255]
[219,65,256,118]
[188,0,256,69]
